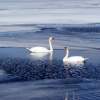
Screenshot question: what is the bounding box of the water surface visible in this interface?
[0,24,100,100]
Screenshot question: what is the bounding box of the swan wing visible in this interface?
[29,47,49,53]
[68,56,85,62]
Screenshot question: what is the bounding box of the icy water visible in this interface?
[0,24,100,100]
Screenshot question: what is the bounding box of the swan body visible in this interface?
[27,37,54,53]
[27,47,50,53]
[63,56,86,64]
[63,47,88,65]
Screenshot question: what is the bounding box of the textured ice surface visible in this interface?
[0,0,100,24]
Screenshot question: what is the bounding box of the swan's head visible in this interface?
[64,47,69,51]
[49,37,55,41]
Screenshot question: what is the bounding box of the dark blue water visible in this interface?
[0,24,100,100]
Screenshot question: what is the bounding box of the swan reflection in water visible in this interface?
[65,91,79,100]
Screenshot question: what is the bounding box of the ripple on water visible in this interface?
[0,57,99,82]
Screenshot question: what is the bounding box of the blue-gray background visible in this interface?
[0,0,100,24]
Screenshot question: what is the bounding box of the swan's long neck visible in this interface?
[65,48,69,58]
[49,40,53,52]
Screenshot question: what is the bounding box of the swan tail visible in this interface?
[84,58,88,60]
[26,48,30,50]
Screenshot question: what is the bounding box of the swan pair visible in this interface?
[27,37,88,65]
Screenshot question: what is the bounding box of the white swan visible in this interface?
[63,47,88,65]
[27,37,54,53]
